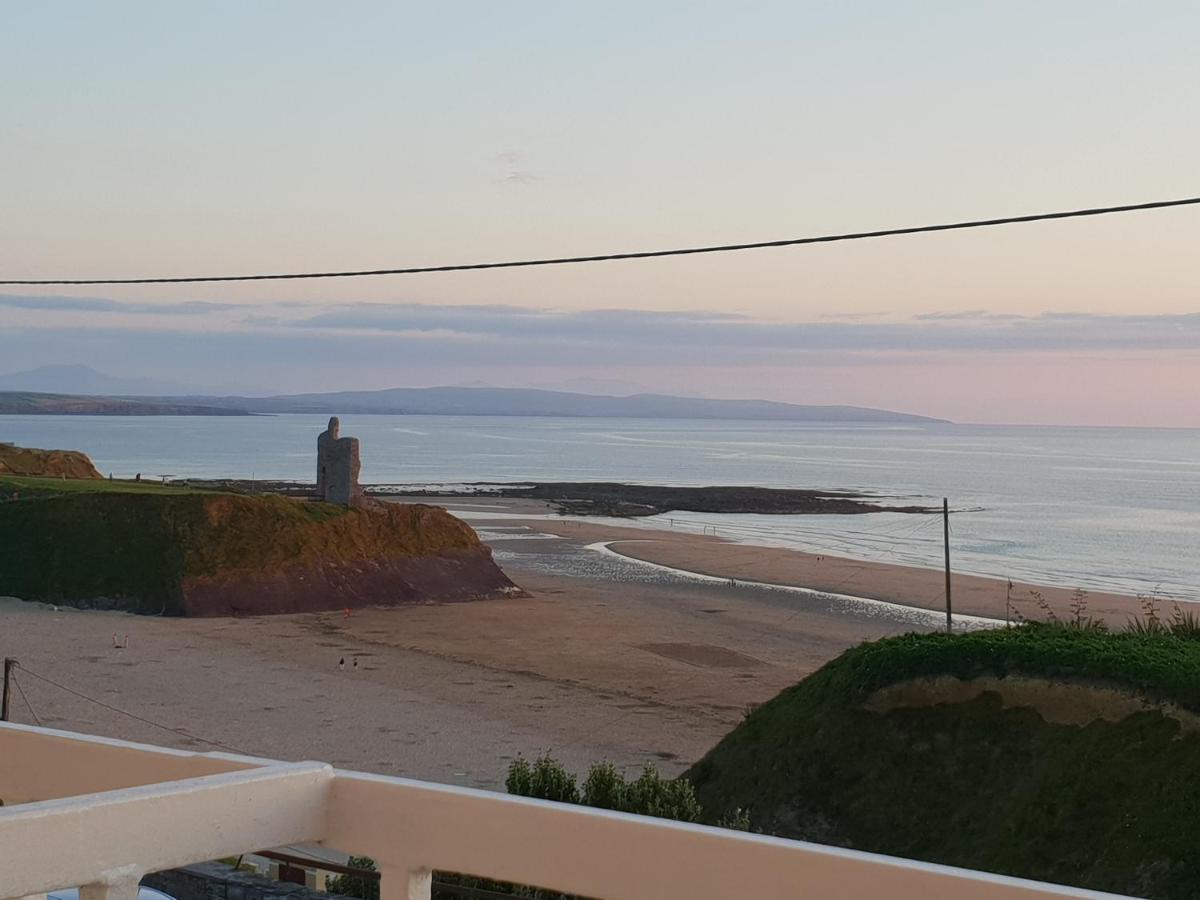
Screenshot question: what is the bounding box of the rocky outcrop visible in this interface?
[0,442,102,479]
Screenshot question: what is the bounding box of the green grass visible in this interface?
[687,626,1200,899]
[0,474,209,496]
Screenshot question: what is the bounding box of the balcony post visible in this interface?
[378,864,431,900]
[79,877,141,900]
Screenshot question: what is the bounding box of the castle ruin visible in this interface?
[316,416,362,506]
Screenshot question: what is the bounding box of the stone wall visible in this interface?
[315,417,362,506]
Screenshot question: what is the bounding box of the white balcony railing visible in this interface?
[0,722,1129,900]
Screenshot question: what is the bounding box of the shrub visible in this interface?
[505,753,579,804]
[580,760,626,810]
[625,764,702,823]
[507,757,704,824]
[326,856,378,900]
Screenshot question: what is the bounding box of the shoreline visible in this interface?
[445,498,1160,628]
[586,539,1003,629]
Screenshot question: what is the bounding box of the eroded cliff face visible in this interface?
[0,442,102,479]
[181,547,515,616]
[0,492,519,615]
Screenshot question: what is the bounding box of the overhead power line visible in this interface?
[16,663,248,755]
[3,195,1198,286]
[12,672,43,726]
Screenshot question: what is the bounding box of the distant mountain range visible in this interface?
[0,383,947,423]
[0,365,696,400]
[0,392,251,417]
[0,364,259,397]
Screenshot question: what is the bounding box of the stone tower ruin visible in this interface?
[316,416,362,506]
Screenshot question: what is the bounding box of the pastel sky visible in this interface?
[3,2,1199,425]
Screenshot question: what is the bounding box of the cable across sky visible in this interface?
[3,195,1198,287]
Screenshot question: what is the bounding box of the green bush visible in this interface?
[580,760,626,809]
[506,756,703,824]
[625,765,702,822]
[505,754,579,804]
[326,856,378,900]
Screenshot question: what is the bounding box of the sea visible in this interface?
[4,414,1198,601]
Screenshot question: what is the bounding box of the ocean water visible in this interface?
[3,414,1198,600]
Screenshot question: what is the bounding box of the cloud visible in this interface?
[0,294,237,315]
[6,295,1200,370]
[913,310,1024,322]
[491,150,539,184]
[286,303,1200,353]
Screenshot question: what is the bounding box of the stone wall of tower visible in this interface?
[316,416,362,506]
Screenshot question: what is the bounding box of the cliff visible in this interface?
[0,486,517,616]
[0,442,102,479]
[687,627,1200,899]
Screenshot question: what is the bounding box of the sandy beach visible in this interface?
[0,497,1157,791]
[454,497,1157,624]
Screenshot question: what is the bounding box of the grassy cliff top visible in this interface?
[0,489,485,613]
[1,489,480,572]
[688,626,1200,898]
[0,474,204,495]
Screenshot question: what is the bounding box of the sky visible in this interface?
[2,2,1199,426]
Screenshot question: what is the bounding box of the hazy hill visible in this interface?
[0,364,257,397]
[0,382,947,422]
[203,386,947,423]
[0,392,251,416]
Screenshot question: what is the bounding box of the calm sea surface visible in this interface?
[4,415,1198,601]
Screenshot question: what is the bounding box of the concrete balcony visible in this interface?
[0,722,1126,900]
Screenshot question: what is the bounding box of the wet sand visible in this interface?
[0,497,1155,792]
[453,497,1154,626]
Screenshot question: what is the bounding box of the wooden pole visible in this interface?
[1,658,14,722]
[943,498,952,634]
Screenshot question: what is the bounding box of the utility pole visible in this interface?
[943,498,952,634]
[1,658,14,722]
